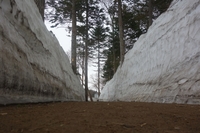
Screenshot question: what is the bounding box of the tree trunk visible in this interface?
[97,40,100,97]
[117,0,125,65]
[82,47,85,86]
[148,0,153,28]
[71,0,77,74]
[88,91,93,102]
[85,0,89,102]
[101,0,117,72]
[112,21,116,73]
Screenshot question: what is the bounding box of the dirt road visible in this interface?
[0,102,199,133]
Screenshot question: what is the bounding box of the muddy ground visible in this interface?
[0,102,200,133]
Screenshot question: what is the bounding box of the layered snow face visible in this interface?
[0,0,85,104]
[100,0,200,104]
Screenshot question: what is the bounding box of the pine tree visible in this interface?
[90,7,108,96]
[85,0,89,101]
[99,0,121,84]
[101,0,172,84]
[46,0,85,74]
[101,21,120,84]
[46,0,173,91]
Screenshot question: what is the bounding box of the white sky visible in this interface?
[45,21,71,53]
[44,21,97,91]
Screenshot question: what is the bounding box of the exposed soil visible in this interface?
[0,102,200,133]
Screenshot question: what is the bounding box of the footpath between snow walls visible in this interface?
[100,0,200,104]
[0,0,85,104]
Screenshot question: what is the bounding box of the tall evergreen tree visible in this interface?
[100,1,119,73]
[99,1,121,84]
[46,0,85,74]
[102,20,120,84]
[46,0,173,90]
[101,0,172,84]
[85,0,89,101]
[90,7,108,96]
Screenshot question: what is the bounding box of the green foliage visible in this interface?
[90,7,108,47]
[46,0,173,88]
[122,0,172,51]
[101,0,173,83]
[102,27,120,83]
[46,0,84,27]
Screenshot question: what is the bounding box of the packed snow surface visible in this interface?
[0,0,84,104]
[100,0,200,104]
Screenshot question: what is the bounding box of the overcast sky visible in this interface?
[45,21,71,52]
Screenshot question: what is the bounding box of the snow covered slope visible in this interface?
[100,0,200,104]
[0,0,84,104]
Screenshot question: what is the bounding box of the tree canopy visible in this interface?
[46,0,173,96]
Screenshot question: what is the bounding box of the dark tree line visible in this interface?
[45,0,173,100]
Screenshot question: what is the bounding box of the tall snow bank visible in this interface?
[100,0,200,104]
[0,0,85,104]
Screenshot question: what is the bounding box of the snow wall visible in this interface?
[100,0,200,104]
[0,0,85,104]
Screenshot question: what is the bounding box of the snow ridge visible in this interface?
[0,0,84,104]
